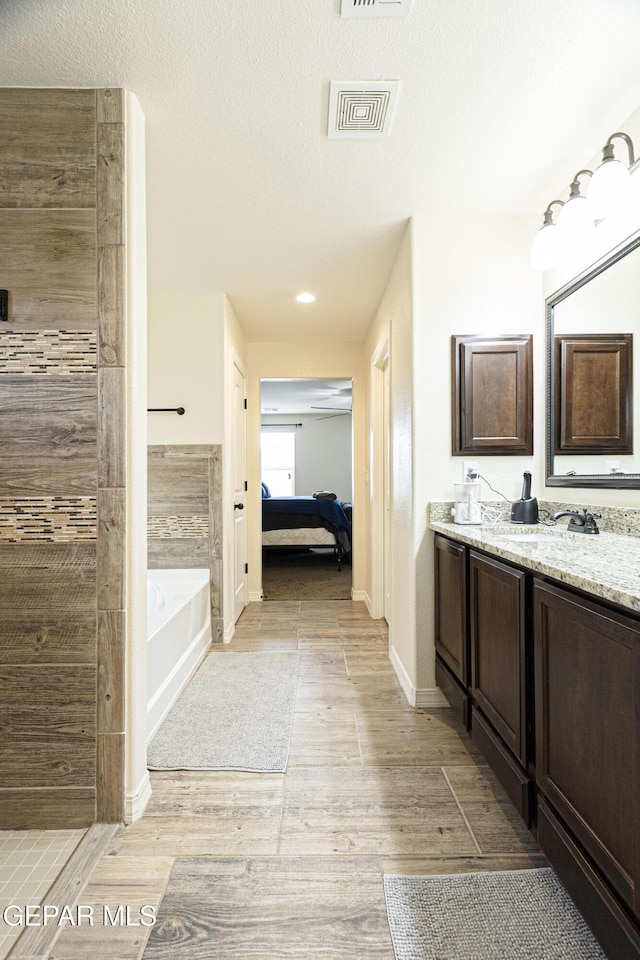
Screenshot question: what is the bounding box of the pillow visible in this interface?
[261,482,271,498]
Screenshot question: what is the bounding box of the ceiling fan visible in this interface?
[310,404,352,419]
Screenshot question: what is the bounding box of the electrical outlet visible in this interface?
[463,460,479,481]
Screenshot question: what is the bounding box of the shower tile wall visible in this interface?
[0,88,128,828]
[148,445,223,641]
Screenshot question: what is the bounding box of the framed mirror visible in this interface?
[546,227,640,487]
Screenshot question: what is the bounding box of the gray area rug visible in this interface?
[147,652,300,772]
[262,547,352,600]
[383,868,607,960]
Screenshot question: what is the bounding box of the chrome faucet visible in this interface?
[551,509,601,534]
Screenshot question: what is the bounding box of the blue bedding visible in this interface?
[262,496,352,553]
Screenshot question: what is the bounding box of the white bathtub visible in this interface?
[146,568,211,743]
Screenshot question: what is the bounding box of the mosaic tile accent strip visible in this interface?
[148,515,210,539]
[0,497,97,541]
[0,330,97,374]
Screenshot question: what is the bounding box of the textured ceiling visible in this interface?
[2,0,640,341]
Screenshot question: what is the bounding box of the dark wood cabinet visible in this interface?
[434,536,467,678]
[434,534,469,727]
[451,334,533,455]
[468,550,533,822]
[534,581,640,918]
[469,551,529,765]
[434,534,640,957]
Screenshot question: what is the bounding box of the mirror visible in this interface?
[546,228,640,487]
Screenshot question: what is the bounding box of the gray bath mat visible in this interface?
[383,868,607,960]
[147,652,300,772]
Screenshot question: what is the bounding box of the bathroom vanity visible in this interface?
[431,517,640,960]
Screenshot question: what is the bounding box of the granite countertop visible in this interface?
[429,518,640,615]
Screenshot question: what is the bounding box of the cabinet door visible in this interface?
[434,535,468,685]
[534,581,640,915]
[470,550,528,765]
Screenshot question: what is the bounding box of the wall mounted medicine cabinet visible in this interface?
[452,334,533,456]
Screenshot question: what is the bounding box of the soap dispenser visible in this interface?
[510,472,539,524]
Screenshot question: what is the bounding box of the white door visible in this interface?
[233,361,248,622]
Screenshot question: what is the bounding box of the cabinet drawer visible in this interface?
[436,656,470,729]
[534,580,640,915]
[471,706,534,825]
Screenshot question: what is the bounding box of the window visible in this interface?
[260,431,295,495]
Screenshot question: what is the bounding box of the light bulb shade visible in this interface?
[531,222,559,269]
[556,194,594,243]
[588,159,633,220]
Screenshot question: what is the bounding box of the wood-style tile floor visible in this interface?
[50,601,546,960]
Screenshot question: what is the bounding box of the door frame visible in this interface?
[370,338,390,621]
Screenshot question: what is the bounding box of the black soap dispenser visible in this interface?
[510,471,539,524]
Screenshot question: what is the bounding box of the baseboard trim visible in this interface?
[248,591,263,602]
[351,589,369,604]
[389,645,415,706]
[224,621,235,642]
[125,770,152,824]
[389,645,448,709]
[415,686,449,709]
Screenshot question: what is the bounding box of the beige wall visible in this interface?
[245,341,365,602]
[366,216,542,704]
[147,293,225,445]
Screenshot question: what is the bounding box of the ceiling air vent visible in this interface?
[328,81,400,139]
[340,0,413,18]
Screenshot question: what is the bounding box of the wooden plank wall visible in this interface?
[148,445,223,641]
[0,88,127,827]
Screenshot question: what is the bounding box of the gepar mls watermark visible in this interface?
[2,904,157,927]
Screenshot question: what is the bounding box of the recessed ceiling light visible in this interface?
[296,292,316,303]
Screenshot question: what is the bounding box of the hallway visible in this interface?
[52,601,545,959]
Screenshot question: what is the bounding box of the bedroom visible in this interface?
[260,378,354,600]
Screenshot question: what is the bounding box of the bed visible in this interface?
[261,487,352,568]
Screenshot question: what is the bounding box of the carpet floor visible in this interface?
[262,547,352,600]
[147,651,300,772]
[383,868,607,960]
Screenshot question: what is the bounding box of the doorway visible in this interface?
[259,378,353,601]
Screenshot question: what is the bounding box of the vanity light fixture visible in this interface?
[296,292,316,303]
[556,169,594,245]
[531,131,638,270]
[589,132,636,220]
[530,200,564,270]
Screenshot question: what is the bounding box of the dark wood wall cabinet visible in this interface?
[555,334,633,454]
[434,533,640,960]
[452,334,533,455]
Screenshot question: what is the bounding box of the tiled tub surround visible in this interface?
[148,445,223,641]
[428,501,640,614]
[0,88,129,828]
